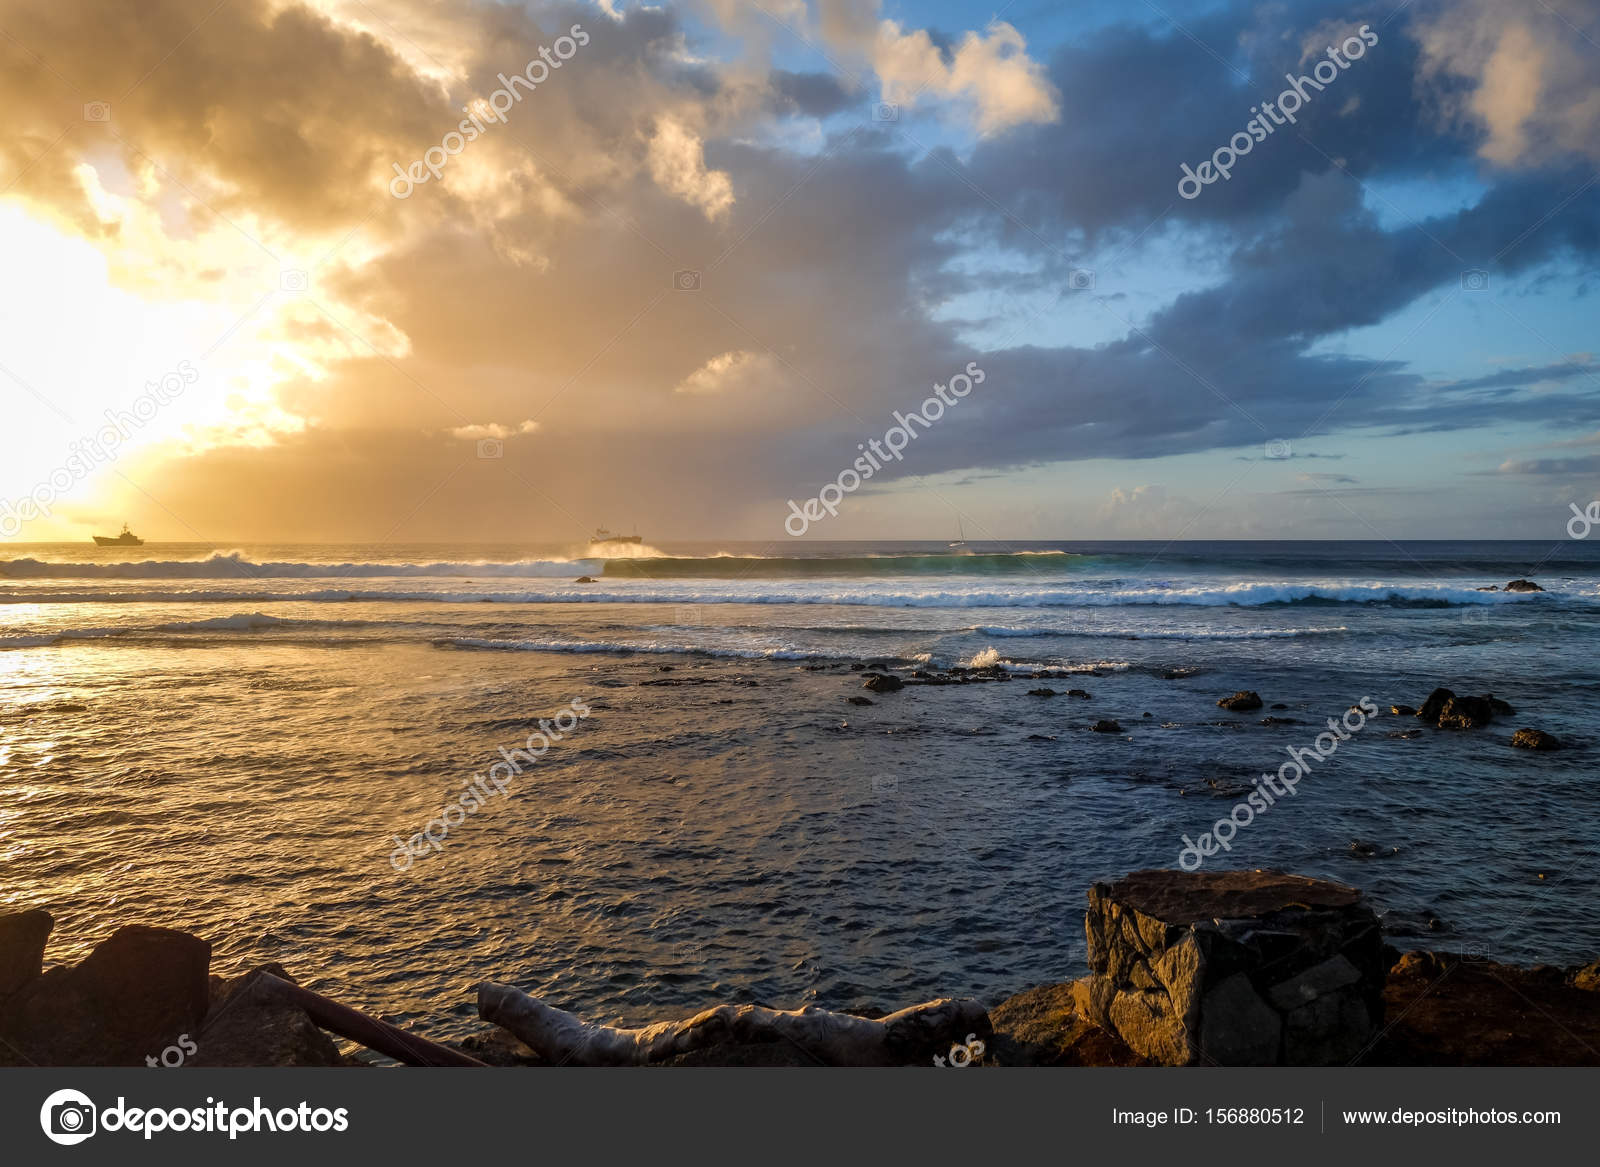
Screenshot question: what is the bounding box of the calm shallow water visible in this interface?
[2,539,1597,1037]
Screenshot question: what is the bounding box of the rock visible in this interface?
[1375,951,1600,1065]
[1476,585,1500,592]
[190,966,343,1067]
[1217,691,1263,711]
[1389,704,1416,717]
[0,909,52,1001]
[1504,579,1543,592]
[846,696,874,706]
[1091,720,1122,734]
[1259,716,1296,726]
[1026,733,1056,741]
[987,981,1149,1066]
[1387,729,1423,739]
[1511,728,1562,751]
[1572,962,1600,993]
[1486,695,1516,716]
[1026,688,1058,697]
[1075,869,1385,1065]
[861,673,903,693]
[1067,689,1091,699]
[0,925,211,1065]
[1270,702,1289,710]
[850,663,865,671]
[1416,688,1454,722]
[1437,695,1494,729]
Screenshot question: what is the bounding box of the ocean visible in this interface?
[2,539,1596,1039]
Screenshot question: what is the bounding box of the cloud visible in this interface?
[812,1,1057,133]
[448,421,539,440]
[647,116,736,219]
[1415,0,1600,166]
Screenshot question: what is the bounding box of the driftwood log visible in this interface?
[254,973,487,1067]
[478,980,990,1066]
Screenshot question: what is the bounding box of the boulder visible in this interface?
[861,673,903,692]
[1091,720,1122,734]
[190,966,343,1067]
[1416,687,1455,723]
[574,576,596,583]
[1027,688,1058,697]
[0,925,211,1065]
[1067,689,1091,699]
[1076,869,1385,1065]
[1511,728,1562,751]
[1216,691,1263,711]
[1436,695,1494,729]
[0,909,52,1001]
[1389,704,1417,717]
[1504,579,1543,592]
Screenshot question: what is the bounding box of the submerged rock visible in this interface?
[1090,719,1122,734]
[1026,687,1058,697]
[861,674,903,693]
[846,696,874,706]
[1217,691,1263,711]
[1511,727,1562,751]
[1067,688,1092,699]
[1390,704,1417,717]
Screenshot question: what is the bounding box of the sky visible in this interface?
[0,0,1597,544]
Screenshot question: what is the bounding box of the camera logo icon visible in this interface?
[673,269,701,291]
[279,269,309,295]
[1265,439,1292,460]
[40,1088,97,1145]
[873,102,899,122]
[476,438,504,459]
[1461,269,1489,291]
[83,102,111,122]
[1067,268,1095,291]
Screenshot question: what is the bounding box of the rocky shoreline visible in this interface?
[4,867,1596,1067]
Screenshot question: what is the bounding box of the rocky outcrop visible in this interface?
[1090,719,1122,734]
[1075,869,1385,1065]
[1375,952,1600,1065]
[0,925,211,1065]
[0,908,52,1001]
[191,966,343,1067]
[1511,728,1562,751]
[1504,579,1543,592]
[861,673,903,693]
[1216,691,1263,711]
